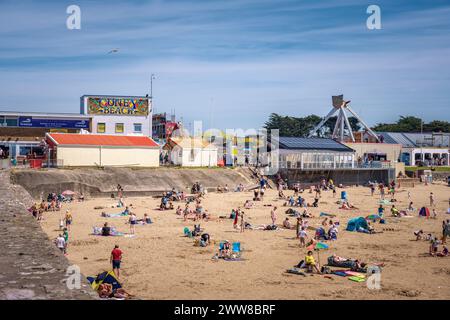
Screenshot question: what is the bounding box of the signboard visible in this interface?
[18,117,90,129]
[87,96,149,116]
[165,122,178,138]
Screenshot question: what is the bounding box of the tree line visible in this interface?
[264,114,450,137]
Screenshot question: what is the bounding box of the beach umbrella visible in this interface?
[307,242,329,251]
[62,190,76,196]
[366,214,381,221]
[307,242,329,266]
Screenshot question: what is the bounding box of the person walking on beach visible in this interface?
[129,212,137,234]
[430,192,435,207]
[65,210,73,231]
[240,211,245,233]
[111,245,123,279]
[271,207,277,226]
[55,234,66,254]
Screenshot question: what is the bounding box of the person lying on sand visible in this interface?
[97,283,132,299]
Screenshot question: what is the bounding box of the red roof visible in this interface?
[47,133,159,148]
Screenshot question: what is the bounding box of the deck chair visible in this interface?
[232,242,242,258]
[183,227,192,238]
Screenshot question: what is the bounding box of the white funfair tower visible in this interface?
[308,95,380,143]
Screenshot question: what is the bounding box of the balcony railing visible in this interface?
[279,160,392,170]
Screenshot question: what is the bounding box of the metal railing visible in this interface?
[279,160,392,170]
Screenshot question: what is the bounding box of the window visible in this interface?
[115,123,124,133]
[97,123,106,133]
[134,123,142,133]
[190,149,195,162]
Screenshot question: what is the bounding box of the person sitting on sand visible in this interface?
[244,200,253,209]
[200,233,211,247]
[305,251,321,274]
[437,246,449,257]
[175,206,183,216]
[301,209,312,218]
[219,240,232,258]
[414,230,424,241]
[217,185,223,193]
[328,225,338,240]
[407,202,415,212]
[283,217,295,230]
[391,205,400,217]
[102,222,111,236]
[430,238,440,256]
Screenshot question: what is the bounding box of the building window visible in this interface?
[115,123,124,133]
[190,149,195,162]
[97,123,106,133]
[134,123,142,133]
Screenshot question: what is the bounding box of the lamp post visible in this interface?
[150,73,156,100]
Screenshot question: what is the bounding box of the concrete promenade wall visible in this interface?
[10,167,256,199]
[0,171,96,300]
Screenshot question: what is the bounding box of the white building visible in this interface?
[164,137,218,167]
[378,132,449,166]
[46,133,160,168]
[80,95,152,137]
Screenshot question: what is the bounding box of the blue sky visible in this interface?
[1,0,449,130]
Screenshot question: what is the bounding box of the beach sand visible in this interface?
[39,182,450,300]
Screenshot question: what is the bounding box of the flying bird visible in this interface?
[107,48,119,54]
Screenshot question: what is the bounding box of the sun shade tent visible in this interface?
[346,217,369,232]
[87,271,122,291]
[419,207,430,217]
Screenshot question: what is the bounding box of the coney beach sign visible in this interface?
[87,96,150,116]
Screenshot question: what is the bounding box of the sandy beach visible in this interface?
[39,183,450,300]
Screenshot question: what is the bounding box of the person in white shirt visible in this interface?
[55,234,66,253]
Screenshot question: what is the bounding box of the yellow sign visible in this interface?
[87,97,149,116]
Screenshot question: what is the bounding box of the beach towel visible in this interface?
[320,212,336,218]
[345,271,365,277]
[92,227,124,236]
[286,268,307,276]
[348,276,366,282]
[332,271,348,277]
[223,257,245,262]
[379,199,392,205]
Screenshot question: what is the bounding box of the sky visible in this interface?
[0,0,449,130]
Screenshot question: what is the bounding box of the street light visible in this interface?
[150,73,156,100]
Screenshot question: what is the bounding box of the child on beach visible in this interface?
[298,227,307,247]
